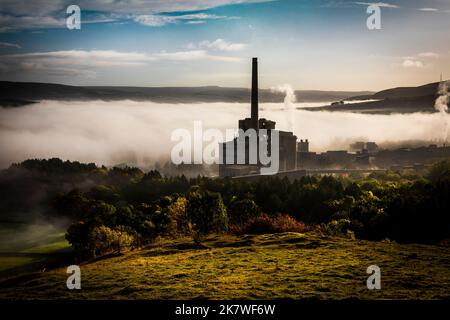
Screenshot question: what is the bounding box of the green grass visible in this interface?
[0,223,70,253]
[0,257,38,272]
[0,223,71,274]
[1,232,449,300]
[23,237,70,254]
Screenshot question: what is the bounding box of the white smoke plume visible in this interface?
[434,81,449,142]
[270,84,296,133]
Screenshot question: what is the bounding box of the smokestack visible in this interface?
[251,57,258,130]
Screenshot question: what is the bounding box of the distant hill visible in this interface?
[0,99,37,108]
[308,81,445,114]
[0,81,372,106]
[349,82,441,100]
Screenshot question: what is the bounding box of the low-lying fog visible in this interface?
[0,100,449,168]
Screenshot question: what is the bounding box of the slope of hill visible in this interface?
[1,232,449,299]
[307,81,444,114]
[0,81,372,106]
[349,82,441,100]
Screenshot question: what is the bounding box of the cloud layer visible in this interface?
[0,100,448,168]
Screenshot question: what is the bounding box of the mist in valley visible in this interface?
[0,100,449,169]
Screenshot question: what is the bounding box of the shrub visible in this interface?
[240,213,308,235]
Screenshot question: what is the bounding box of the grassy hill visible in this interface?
[1,232,449,300]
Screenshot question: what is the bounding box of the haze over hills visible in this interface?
[0,81,371,106]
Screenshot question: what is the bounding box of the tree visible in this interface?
[227,198,260,225]
[186,190,228,243]
[427,161,450,182]
[89,225,135,256]
[66,221,93,259]
[166,196,189,235]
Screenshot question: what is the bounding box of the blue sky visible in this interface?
[0,0,449,90]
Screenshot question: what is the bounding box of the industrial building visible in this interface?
[219,58,297,177]
[219,58,450,179]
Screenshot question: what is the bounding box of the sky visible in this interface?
[0,0,449,91]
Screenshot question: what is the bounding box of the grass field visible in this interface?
[1,232,449,300]
[0,223,71,274]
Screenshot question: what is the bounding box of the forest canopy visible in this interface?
[1,158,449,259]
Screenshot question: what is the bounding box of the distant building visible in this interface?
[350,141,378,153]
[298,139,309,152]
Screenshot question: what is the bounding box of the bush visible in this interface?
[240,213,308,235]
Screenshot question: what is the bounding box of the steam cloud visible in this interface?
[271,84,296,133]
[434,81,449,142]
[0,100,449,169]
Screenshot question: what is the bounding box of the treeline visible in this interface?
[1,158,450,259]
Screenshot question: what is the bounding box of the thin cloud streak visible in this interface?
[133,13,235,27]
[355,2,399,9]
[0,49,242,78]
[0,41,21,48]
[199,39,247,51]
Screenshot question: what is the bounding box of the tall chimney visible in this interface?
[251,57,258,130]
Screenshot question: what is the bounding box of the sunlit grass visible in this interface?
[1,232,449,300]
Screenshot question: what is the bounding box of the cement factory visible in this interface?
[219,58,450,179]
